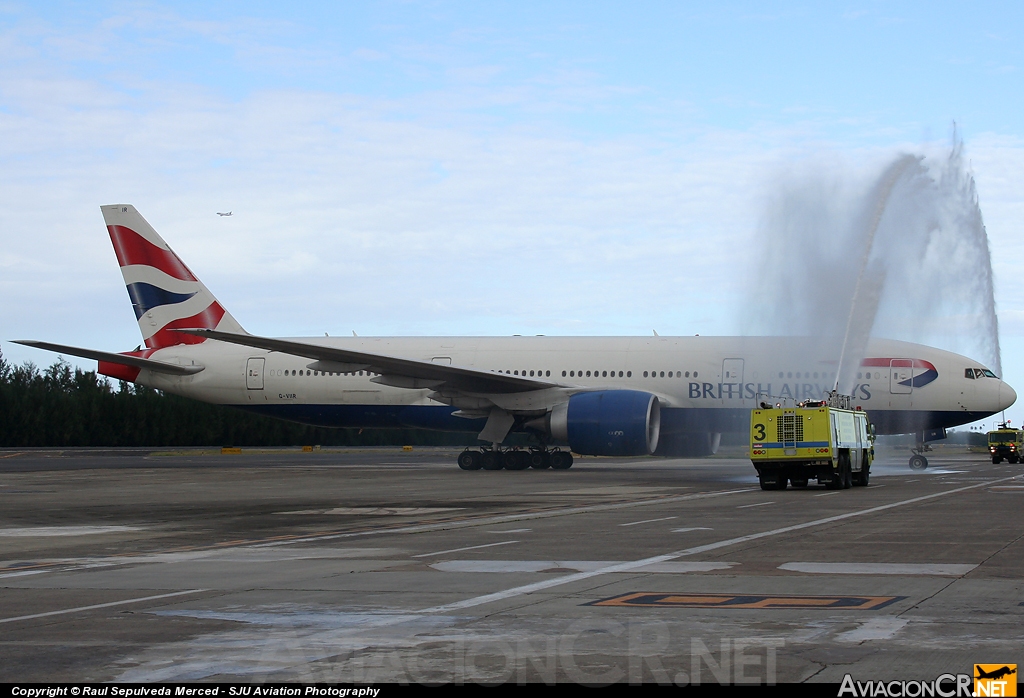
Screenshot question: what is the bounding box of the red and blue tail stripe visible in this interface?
[861,358,938,388]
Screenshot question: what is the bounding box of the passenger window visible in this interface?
[586,371,591,377]
[668,371,673,378]
[618,371,623,377]
[602,371,607,377]
[546,370,550,377]
[530,370,535,376]
[693,371,698,378]
[627,371,632,377]
[660,371,665,378]
[643,371,648,378]
[562,371,566,377]
[570,371,574,377]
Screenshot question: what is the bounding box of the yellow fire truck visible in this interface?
[749,392,874,490]
[986,422,1024,464]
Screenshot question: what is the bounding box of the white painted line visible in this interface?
[0,570,49,580]
[779,562,977,576]
[619,516,677,527]
[0,526,143,537]
[814,492,839,497]
[254,488,754,548]
[737,501,775,509]
[671,527,713,533]
[0,589,207,625]
[417,475,1017,616]
[487,528,532,533]
[412,540,519,558]
[431,560,736,574]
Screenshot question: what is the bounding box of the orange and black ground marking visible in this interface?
[587,592,906,610]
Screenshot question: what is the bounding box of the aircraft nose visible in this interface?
[999,380,1017,412]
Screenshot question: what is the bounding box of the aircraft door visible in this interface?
[722,358,745,402]
[246,358,265,390]
[889,359,912,395]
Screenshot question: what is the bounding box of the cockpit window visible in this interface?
[975,369,985,379]
[983,369,998,378]
[965,369,975,379]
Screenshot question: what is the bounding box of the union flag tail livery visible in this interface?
[101,204,245,349]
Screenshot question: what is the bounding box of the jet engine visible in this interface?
[533,390,661,456]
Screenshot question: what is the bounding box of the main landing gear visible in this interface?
[457,448,574,471]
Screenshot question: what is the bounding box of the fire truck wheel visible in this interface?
[759,475,775,491]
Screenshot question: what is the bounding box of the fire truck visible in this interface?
[749,392,874,490]
[986,422,1024,464]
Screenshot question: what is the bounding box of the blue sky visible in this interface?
[2,1,1024,429]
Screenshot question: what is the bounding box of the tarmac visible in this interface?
[0,446,1021,684]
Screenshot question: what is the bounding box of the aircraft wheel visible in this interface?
[504,451,530,470]
[481,451,503,470]
[909,454,928,470]
[457,450,481,470]
[529,451,550,469]
[549,451,573,470]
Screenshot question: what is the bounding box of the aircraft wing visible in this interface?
[12,340,204,376]
[178,329,560,394]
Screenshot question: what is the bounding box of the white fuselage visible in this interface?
[132,335,1013,437]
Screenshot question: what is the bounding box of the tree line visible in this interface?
[0,350,476,448]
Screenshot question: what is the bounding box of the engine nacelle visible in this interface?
[548,390,661,456]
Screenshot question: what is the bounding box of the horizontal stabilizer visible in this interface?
[12,340,205,376]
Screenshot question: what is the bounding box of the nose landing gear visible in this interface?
[909,431,930,470]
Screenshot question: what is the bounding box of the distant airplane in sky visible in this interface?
[216,212,232,217]
[13,205,1017,472]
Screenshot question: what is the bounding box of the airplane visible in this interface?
[13,205,1016,472]
[975,666,1016,680]
[216,212,232,217]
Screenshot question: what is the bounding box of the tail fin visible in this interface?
[101,204,246,349]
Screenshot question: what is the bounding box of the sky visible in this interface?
[2,1,1024,430]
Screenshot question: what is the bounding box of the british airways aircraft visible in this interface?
[14,205,1016,471]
